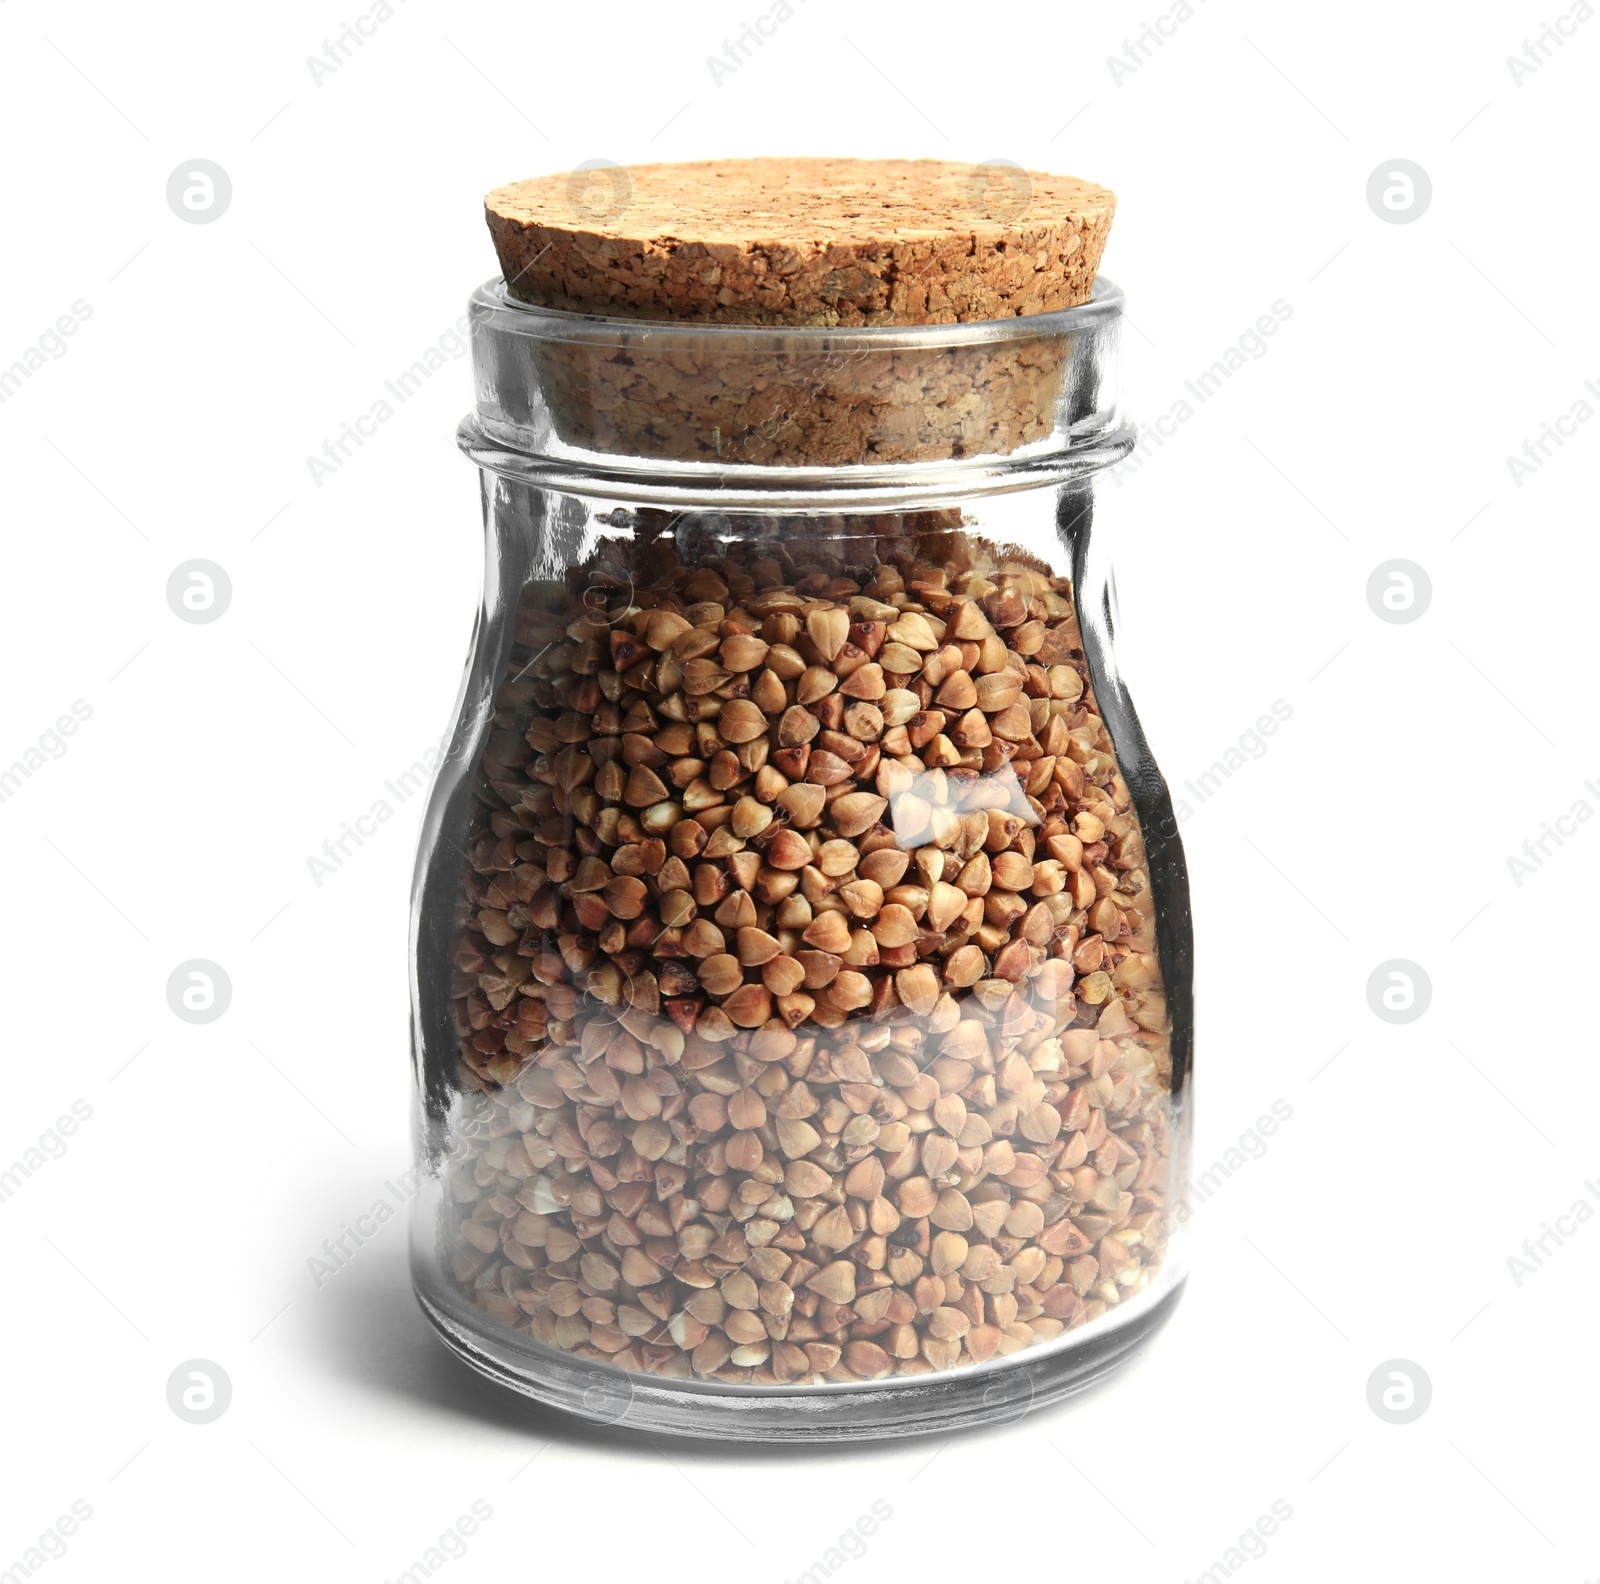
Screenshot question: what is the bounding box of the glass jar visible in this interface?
[408,276,1193,1441]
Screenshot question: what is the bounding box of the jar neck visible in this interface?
[460,278,1133,511]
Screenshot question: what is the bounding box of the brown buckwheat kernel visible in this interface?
[442,527,1173,1387]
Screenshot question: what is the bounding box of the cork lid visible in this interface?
[485,157,1115,327]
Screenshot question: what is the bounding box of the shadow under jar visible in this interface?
[409,277,1193,1442]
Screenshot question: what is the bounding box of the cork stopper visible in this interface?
[485,157,1115,327]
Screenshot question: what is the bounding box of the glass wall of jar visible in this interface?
[408,281,1193,1441]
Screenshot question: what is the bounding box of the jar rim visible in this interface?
[470,274,1125,349]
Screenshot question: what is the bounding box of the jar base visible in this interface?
[413,1267,1186,1443]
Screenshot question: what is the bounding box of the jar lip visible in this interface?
[471,274,1124,348]
[457,414,1136,509]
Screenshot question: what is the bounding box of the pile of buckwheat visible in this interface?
[441,522,1174,1384]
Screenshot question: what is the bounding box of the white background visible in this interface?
[2,0,1595,1578]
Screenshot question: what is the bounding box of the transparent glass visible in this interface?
[408,280,1193,1441]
